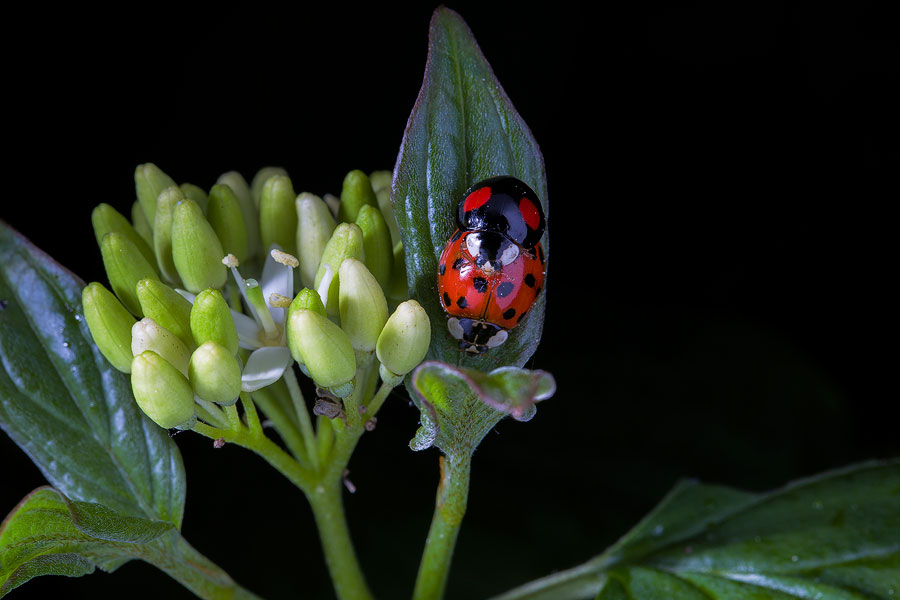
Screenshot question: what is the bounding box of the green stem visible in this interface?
[412,452,472,600]
[146,531,263,600]
[284,366,320,472]
[251,386,310,467]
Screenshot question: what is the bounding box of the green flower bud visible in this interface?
[337,170,378,224]
[376,299,431,378]
[251,166,289,208]
[81,282,137,373]
[339,259,388,353]
[259,174,298,256]
[387,242,409,301]
[217,171,260,260]
[171,199,227,293]
[135,278,194,350]
[131,351,196,430]
[153,186,185,285]
[131,318,191,377]
[296,193,337,289]
[100,232,158,316]
[190,289,239,355]
[369,169,401,246]
[131,200,153,245]
[314,223,364,318]
[92,203,157,270]
[188,341,242,406]
[180,183,209,213]
[287,308,356,389]
[290,287,326,317]
[207,183,249,262]
[135,163,177,226]
[355,204,393,289]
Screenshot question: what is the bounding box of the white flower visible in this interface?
[178,246,297,392]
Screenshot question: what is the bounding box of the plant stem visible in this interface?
[412,451,472,600]
[284,366,320,472]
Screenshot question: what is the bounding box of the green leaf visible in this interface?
[0,221,186,527]
[492,460,900,600]
[0,487,174,595]
[409,361,555,457]
[392,6,548,372]
[0,487,261,599]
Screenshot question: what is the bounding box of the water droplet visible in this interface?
[62,341,70,348]
[74,314,82,321]
[791,555,799,562]
[652,524,664,536]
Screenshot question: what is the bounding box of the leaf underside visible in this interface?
[0,221,186,527]
[392,6,549,373]
[494,460,900,600]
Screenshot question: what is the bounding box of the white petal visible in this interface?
[175,289,197,304]
[241,346,293,392]
[233,310,264,349]
[261,244,293,327]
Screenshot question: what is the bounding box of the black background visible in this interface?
[2,2,898,599]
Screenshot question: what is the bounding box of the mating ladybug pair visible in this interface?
[438,176,546,354]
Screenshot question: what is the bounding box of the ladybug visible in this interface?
[438,176,546,354]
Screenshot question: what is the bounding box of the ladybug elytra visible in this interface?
[438,176,546,354]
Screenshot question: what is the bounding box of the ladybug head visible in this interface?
[457,176,545,249]
[446,317,509,354]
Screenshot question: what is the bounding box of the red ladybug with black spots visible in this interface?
[438,176,546,354]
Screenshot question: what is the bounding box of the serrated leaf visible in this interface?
[494,460,900,600]
[409,361,555,456]
[0,221,186,527]
[0,487,173,595]
[391,7,548,372]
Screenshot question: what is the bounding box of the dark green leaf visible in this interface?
[391,7,548,372]
[494,460,900,600]
[0,221,186,526]
[409,361,555,457]
[0,487,173,595]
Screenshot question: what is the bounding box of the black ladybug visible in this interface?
[456,176,545,250]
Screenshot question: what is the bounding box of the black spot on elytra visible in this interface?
[502,308,516,320]
[457,296,468,309]
[473,277,488,293]
[439,263,446,275]
[517,310,528,323]
[443,292,451,307]
[452,257,464,270]
[450,230,462,242]
[497,282,515,298]
[537,245,545,264]
[524,273,536,288]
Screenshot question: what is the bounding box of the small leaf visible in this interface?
[0,487,173,595]
[392,7,548,372]
[410,361,555,457]
[0,221,186,526]
[494,460,900,600]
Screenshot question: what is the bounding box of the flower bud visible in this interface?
[100,232,158,316]
[153,186,185,285]
[190,288,239,355]
[82,282,137,373]
[337,170,378,224]
[290,287,327,317]
[180,183,209,214]
[287,308,356,389]
[376,299,431,378]
[206,183,249,263]
[296,193,336,289]
[131,351,196,430]
[171,199,227,293]
[188,341,242,405]
[339,259,388,353]
[92,203,157,269]
[259,174,298,256]
[131,201,153,245]
[370,169,401,246]
[132,318,191,376]
[355,204,392,289]
[314,223,364,318]
[135,278,194,350]
[217,171,260,260]
[135,163,177,225]
[251,167,289,208]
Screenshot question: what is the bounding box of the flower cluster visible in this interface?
[82,164,430,429]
